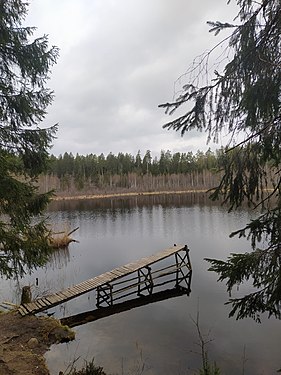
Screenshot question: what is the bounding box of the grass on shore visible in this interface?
[65,359,106,375]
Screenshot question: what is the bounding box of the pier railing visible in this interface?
[96,245,192,308]
[18,244,192,318]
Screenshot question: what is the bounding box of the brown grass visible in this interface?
[48,227,79,249]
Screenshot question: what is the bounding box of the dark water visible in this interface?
[1,193,280,374]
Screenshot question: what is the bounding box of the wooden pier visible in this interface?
[18,244,192,317]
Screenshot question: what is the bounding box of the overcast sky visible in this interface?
[26,0,238,157]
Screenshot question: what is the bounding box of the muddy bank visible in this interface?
[0,311,75,375]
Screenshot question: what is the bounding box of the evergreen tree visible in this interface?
[0,0,59,277]
[142,150,152,174]
[160,0,281,321]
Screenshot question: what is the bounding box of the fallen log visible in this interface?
[48,227,79,249]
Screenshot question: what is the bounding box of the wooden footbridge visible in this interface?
[18,244,192,319]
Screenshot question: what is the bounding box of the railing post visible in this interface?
[96,283,113,308]
[137,266,154,296]
[175,245,192,293]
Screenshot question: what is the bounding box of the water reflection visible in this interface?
[61,288,189,328]
[48,247,71,269]
[48,191,219,213]
[0,193,279,375]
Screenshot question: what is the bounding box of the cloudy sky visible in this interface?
[26,0,238,157]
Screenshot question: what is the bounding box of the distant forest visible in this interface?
[38,148,226,196]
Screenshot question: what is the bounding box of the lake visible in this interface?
[0,193,280,374]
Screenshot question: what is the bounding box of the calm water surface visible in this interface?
[1,193,280,374]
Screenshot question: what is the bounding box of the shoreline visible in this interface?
[0,311,75,375]
[52,189,209,201]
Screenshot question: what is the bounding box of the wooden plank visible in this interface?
[131,261,145,269]
[136,261,151,269]
[81,280,97,289]
[52,292,66,302]
[96,276,112,285]
[38,298,50,307]
[44,297,59,305]
[110,270,125,278]
[40,298,52,306]
[80,279,94,286]
[108,271,121,280]
[95,275,112,284]
[81,280,97,290]
[112,267,127,275]
[62,291,77,299]
[78,286,93,294]
[102,271,117,280]
[23,302,38,312]
[54,292,68,300]
[131,259,149,267]
[62,288,75,296]
[73,283,90,291]
[121,246,183,269]
[18,306,29,316]
[90,280,102,287]
[121,264,137,271]
[95,280,107,288]
[34,299,47,309]
[29,301,41,310]
[58,291,73,299]
[87,279,104,289]
[69,285,86,294]
[33,301,44,311]
[76,285,93,293]
[62,291,74,299]
[66,287,81,295]
[118,265,136,273]
[144,254,159,262]
[70,288,85,296]
[44,295,60,304]
[66,289,79,297]
[73,283,89,292]
[150,252,169,261]
[20,308,29,316]
[21,304,32,313]
[152,252,170,260]
[19,309,27,317]
[98,273,115,281]
[74,281,87,287]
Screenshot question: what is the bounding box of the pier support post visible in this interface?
[96,283,113,307]
[137,266,154,296]
[175,245,192,293]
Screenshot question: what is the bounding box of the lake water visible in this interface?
[0,193,280,375]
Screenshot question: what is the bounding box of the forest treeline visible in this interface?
[47,148,222,177]
[37,148,226,196]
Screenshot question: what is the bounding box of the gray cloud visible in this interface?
[27,0,238,157]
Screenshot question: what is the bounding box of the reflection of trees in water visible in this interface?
[10,247,71,303]
[47,247,71,270]
[48,192,219,213]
